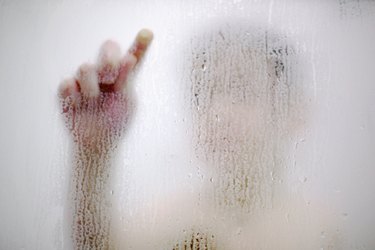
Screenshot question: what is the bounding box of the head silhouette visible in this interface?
[188,22,306,212]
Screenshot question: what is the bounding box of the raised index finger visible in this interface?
[130,29,154,61]
[114,29,153,92]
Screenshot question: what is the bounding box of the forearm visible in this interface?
[70,143,116,250]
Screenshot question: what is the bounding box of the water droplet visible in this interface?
[270,171,275,181]
[299,176,308,183]
[201,64,206,71]
[320,231,327,240]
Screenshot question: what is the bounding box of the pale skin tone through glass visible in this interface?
[58,28,337,250]
[58,29,153,250]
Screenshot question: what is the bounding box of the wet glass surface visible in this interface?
[0,0,375,249]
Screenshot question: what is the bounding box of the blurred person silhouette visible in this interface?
[58,24,339,250]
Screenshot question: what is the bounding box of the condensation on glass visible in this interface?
[0,0,375,250]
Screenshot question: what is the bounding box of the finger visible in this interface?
[129,29,153,61]
[58,77,79,99]
[97,40,122,85]
[76,63,99,98]
[114,54,137,92]
[114,29,153,92]
[58,77,79,113]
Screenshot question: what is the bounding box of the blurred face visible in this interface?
[198,94,269,166]
[192,50,277,161]
[190,27,299,210]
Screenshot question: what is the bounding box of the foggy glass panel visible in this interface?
[0,0,375,249]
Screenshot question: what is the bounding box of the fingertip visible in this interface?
[131,29,153,60]
[58,77,78,99]
[98,40,122,85]
[76,63,99,98]
[136,29,154,47]
[98,40,122,68]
